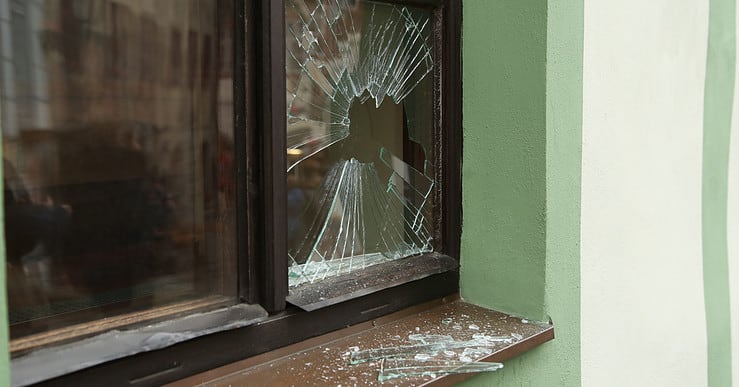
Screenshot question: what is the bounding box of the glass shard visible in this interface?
[286,0,436,287]
[288,154,434,286]
[378,358,504,381]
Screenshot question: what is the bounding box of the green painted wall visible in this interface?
[0,0,585,384]
[459,0,548,321]
[460,0,583,385]
[702,0,736,384]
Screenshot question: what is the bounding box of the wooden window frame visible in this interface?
[22,0,461,385]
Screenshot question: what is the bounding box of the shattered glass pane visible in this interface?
[286,0,436,287]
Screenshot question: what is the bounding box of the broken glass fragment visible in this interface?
[459,347,493,362]
[378,358,504,381]
[349,334,512,364]
[286,0,436,287]
[414,353,434,361]
[442,350,456,358]
[408,334,454,344]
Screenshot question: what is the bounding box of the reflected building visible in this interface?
[0,0,237,337]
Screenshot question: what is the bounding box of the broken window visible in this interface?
[285,0,444,290]
[4,0,461,383]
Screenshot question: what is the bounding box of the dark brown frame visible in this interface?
[250,0,288,313]
[30,0,461,385]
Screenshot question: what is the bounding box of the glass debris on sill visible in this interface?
[378,358,504,382]
[194,302,552,385]
[519,317,552,328]
[346,333,508,381]
[286,0,436,287]
[349,334,512,365]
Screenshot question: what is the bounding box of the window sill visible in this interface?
[167,297,554,386]
[12,301,268,386]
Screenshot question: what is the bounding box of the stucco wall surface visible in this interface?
[460,0,583,385]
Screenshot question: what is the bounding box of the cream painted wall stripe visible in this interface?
[702,0,736,384]
[582,0,709,385]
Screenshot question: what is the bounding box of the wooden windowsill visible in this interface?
[167,296,554,386]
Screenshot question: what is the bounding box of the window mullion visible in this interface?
[254,0,288,313]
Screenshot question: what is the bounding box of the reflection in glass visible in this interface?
[286,0,436,286]
[1,0,236,338]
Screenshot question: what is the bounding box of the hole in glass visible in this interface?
[286,0,436,288]
[343,95,404,164]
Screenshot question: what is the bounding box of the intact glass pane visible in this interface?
[1,0,237,337]
[286,0,436,287]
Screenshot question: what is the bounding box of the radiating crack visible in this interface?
[286,0,435,287]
